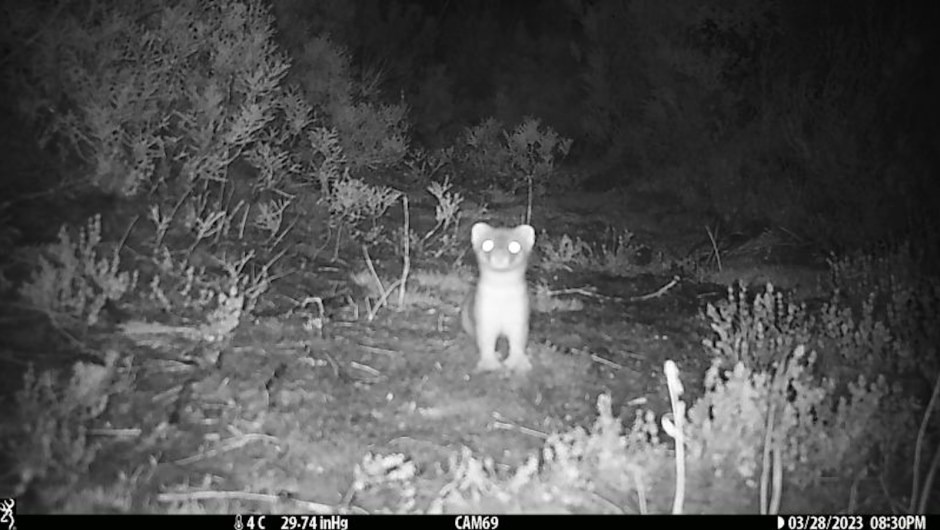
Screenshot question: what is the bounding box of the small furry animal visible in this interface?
[461,222,536,373]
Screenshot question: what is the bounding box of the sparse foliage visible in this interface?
[2,351,130,502]
[18,215,138,327]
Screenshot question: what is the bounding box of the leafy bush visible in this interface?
[4,0,300,198]
[327,176,402,250]
[504,117,572,221]
[2,351,131,503]
[427,394,668,514]
[704,283,813,372]
[459,118,514,189]
[18,215,137,327]
[538,229,654,277]
[703,249,936,510]
[409,177,466,261]
[3,0,312,344]
[291,35,410,171]
[687,348,913,503]
[456,116,571,221]
[707,242,939,385]
[538,233,592,273]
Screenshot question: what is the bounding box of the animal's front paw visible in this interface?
[504,354,532,374]
[474,357,503,372]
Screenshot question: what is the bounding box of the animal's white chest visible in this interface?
[475,278,528,324]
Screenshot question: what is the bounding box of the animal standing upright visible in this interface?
[461,222,536,373]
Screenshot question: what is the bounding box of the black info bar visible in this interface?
[7,514,932,530]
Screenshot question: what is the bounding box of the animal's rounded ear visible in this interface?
[516,224,535,250]
[471,222,491,247]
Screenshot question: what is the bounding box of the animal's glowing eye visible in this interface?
[481,239,495,252]
[508,241,521,254]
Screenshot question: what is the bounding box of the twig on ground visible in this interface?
[490,412,548,439]
[629,276,680,302]
[157,490,345,513]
